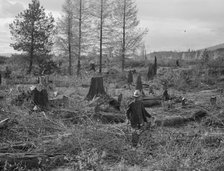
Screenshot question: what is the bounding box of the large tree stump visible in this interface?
[31,88,49,110]
[86,76,106,100]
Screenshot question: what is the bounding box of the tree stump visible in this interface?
[135,75,145,96]
[31,88,49,110]
[86,76,107,100]
[127,70,133,89]
[163,89,170,101]
[176,60,180,67]
[135,75,143,91]
[154,56,157,75]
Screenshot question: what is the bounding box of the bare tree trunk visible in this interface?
[99,0,103,73]
[122,0,126,72]
[77,0,82,76]
[68,18,72,75]
[28,50,33,74]
[28,16,35,74]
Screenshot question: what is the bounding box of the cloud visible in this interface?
[0,0,24,18]
[136,0,224,31]
[140,18,224,51]
[136,0,224,51]
[8,0,63,12]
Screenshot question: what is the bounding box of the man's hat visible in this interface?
[133,90,141,98]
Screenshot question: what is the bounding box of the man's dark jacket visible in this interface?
[126,100,151,129]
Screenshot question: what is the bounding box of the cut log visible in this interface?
[142,97,162,108]
[86,76,107,100]
[93,112,126,124]
[0,153,66,170]
[135,75,143,91]
[142,100,161,108]
[153,111,208,128]
[0,142,35,153]
[142,96,162,101]
[154,116,190,127]
[127,71,133,89]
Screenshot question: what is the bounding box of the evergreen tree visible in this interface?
[9,0,55,74]
[200,49,210,68]
[154,56,157,75]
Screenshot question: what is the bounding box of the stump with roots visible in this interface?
[86,76,107,100]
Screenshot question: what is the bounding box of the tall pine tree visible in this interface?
[9,0,55,74]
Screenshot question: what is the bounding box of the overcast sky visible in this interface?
[0,0,223,53]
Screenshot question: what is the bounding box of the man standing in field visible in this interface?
[126,90,152,147]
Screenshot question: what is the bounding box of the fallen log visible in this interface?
[142,99,161,108]
[154,116,190,127]
[142,96,162,101]
[153,110,208,127]
[93,112,126,124]
[142,96,162,108]
[0,153,48,170]
[0,153,67,170]
[0,142,35,153]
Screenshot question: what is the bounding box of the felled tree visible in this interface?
[9,0,55,74]
[86,76,107,100]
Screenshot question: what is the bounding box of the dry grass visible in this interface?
[1,63,224,170]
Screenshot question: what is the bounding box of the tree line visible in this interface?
[9,0,148,75]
